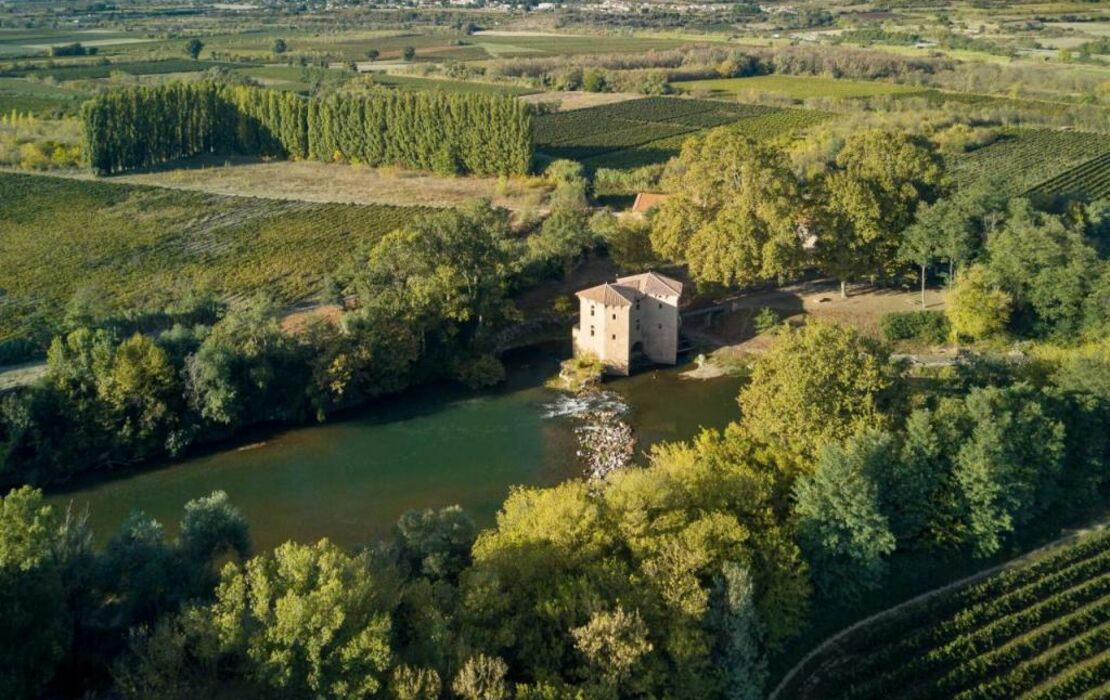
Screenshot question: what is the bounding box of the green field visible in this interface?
[951,128,1110,196]
[0,172,427,341]
[536,96,829,169]
[674,74,927,100]
[1028,150,1110,200]
[535,96,779,161]
[582,107,832,169]
[12,59,237,82]
[787,529,1110,699]
[0,77,90,115]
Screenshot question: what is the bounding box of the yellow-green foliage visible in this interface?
[947,264,1012,341]
[0,112,81,170]
[0,172,429,341]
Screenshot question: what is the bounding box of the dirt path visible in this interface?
[769,518,1110,700]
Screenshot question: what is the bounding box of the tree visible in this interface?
[402,46,416,61]
[0,487,70,700]
[650,129,806,288]
[899,202,947,308]
[271,38,287,55]
[954,384,1065,557]
[210,539,397,699]
[184,38,204,60]
[366,49,380,61]
[706,563,767,700]
[571,606,653,696]
[947,263,1011,341]
[738,321,900,465]
[878,410,954,544]
[390,665,442,700]
[794,431,897,603]
[359,201,521,339]
[184,299,307,427]
[393,506,476,582]
[983,199,1103,338]
[817,129,947,297]
[591,212,660,272]
[452,655,509,700]
[97,334,180,459]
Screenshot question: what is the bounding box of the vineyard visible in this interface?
[951,128,1110,197]
[536,96,828,169]
[0,172,427,342]
[674,75,926,100]
[1028,150,1110,201]
[784,529,1110,700]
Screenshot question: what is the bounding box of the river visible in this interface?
[47,347,744,550]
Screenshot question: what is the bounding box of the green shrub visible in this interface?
[753,307,781,334]
[880,310,950,343]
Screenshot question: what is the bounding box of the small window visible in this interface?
[658,302,662,309]
[658,324,662,329]
[590,306,594,317]
[611,334,616,340]
[611,313,616,320]
[635,301,640,310]
[590,325,595,337]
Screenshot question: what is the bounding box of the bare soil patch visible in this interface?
[521,91,646,111]
[693,280,949,360]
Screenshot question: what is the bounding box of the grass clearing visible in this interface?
[0,171,430,341]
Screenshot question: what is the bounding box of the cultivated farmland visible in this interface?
[1028,150,1110,201]
[0,172,427,341]
[784,529,1110,700]
[951,128,1110,197]
[674,75,927,100]
[535,96,826,168]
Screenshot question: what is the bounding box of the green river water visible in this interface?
[48,348,744,550]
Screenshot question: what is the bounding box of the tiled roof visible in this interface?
[576,283,637,307]
[616,271,683,297]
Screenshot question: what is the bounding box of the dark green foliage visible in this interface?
[880,311,950,343]
[81,82,533,176]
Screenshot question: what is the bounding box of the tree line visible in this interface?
[81,82,534,176]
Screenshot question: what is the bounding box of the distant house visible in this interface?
[629,192,670,216]
[572,271,683,375]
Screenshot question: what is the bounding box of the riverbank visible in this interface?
[46,350,745,549]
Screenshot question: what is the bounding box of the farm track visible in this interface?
[771,521,1110,700]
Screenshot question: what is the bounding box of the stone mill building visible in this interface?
[571,271,683,375]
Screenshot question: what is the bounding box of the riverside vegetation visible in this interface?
[1,0,1110,698]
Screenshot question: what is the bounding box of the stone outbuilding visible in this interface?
[571,271,683,375]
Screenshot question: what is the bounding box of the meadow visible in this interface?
[787,529,1110,700]
[0,172,427,341]
[674,74,927,100]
